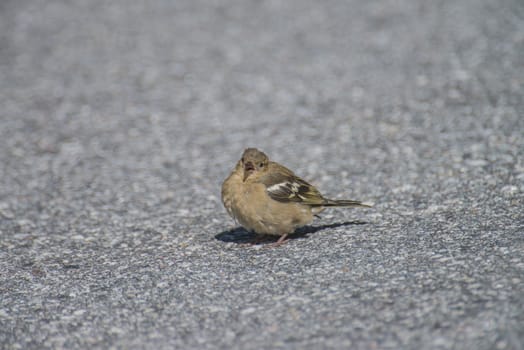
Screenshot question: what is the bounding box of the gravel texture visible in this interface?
[1,0,523,349]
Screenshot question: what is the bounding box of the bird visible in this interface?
[221,148,372,245]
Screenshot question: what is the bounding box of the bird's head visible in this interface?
[240,148,269,181]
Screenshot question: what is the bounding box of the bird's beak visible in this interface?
[243,161,255,181]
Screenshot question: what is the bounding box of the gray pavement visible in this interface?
[1,0,523,349]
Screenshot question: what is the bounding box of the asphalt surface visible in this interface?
[1,0,523,349]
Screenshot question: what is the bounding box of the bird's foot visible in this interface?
[267,234,290,248]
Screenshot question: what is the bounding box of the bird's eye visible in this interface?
[259,162,264,168]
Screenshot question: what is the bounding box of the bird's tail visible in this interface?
[318,199,374,208]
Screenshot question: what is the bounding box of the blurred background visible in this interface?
[1,0,522,215]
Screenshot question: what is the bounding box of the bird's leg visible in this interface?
[271,233,289,247]
[245,234,290,248]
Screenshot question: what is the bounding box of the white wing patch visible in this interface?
[266,182,289,193]
[267,181,305,199]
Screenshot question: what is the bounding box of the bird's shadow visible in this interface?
[214,220,368,244]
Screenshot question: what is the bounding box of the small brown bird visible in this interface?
[221,148,372,245]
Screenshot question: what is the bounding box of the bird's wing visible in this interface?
[260,165,325,205]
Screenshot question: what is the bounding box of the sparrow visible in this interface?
[221,148,372,245]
